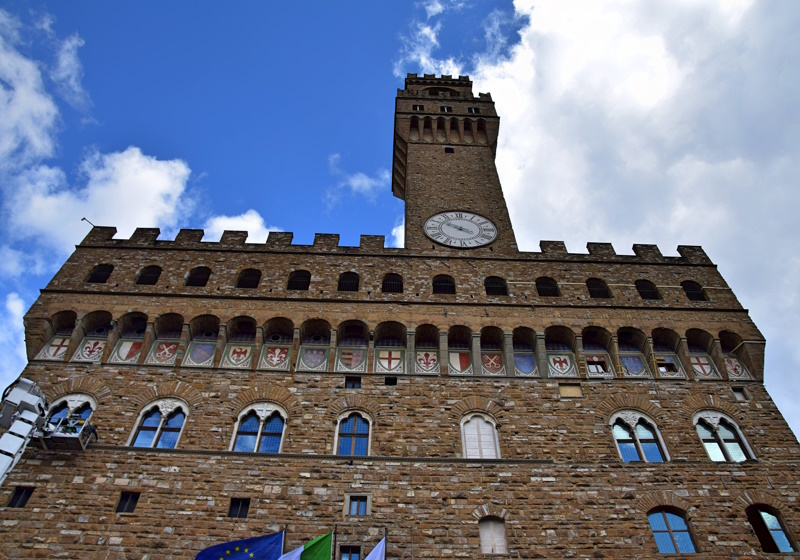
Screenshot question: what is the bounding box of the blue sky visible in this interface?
[1,1,799,436]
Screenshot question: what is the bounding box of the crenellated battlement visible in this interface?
[78,226,713,265]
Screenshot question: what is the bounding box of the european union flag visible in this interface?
[195,531,284,560]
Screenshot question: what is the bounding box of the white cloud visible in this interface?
[390,218,405,248]
[394,21,463,78]
[51,33,90,109]
[0,292,27,389]
[203,209,281,243]
[6,147,192,254]
[326,153,390,209]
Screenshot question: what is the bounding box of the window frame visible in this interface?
[230,403,287,453]
[235,268,262,289]
[334,411,372,457]
[287,269,311,291]
[647,508,698,554]
[635,279,661,300]
[136,265,162,286]
[609,411,669,463]
[432,274,456,295]
[478,516,508,554]
[746,505,796,553]
[586,278,612,299]
[460,412,501,459]
[45,394,96,435]
[116,491,140,514]
[681,280,708,301]
[7,487,34,508]
[185,266,212,287]
[228,497,251,519]
[128,399,188,449]
[484,276,509,296]
[693,411,754,462]
[381,273,403,293]
[340,545,361,560]
[345,494,371,517]
[337,271,360,292]
[87,263,114,284]
[535,277,560,297]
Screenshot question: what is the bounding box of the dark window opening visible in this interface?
[535,277,560,297]
[116,491,140,513]
[341,546,361,560]
[287,270,311,290]
[381,273,403,293]
[236,268,261,289]
[345,376,361,389]
[657,358,679,374]
[338,272,360,292]
[746,505,795,553]
[228,498,251,519]
[384,376,397,386]
[635,279,661,300]
[468,107,481,114]
[586,278,611,299]
[87,264,114,284]
[682,280,708,301]
[440,106,453,113]
[444,147,455,154]
[412,104,424,111]
[186,266,211,287]
[432,274,456,295]
[484,276,508,296]
[136,265,162,286]
[7,487,33,508]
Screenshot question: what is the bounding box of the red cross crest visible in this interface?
[379,350,401,370]
[48,337,70,358]
[690,356,714,376]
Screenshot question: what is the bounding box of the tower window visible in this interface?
[136,265,162,286]
[682,280,708,301]
[535,277,561,297]
[586,278,612,298]
[412,104,423,111]
[116,492,140,514]
[484,276,508,296]
[236,268,261,289]
[7,487,33,508]
[635,279,661,300]
[432,274,456,294]
[444,147,455,154]
[381,273,403,293]
[440,106,453,113]
[228,498,251,519]
[87,264,114,284]
[186,266,211,287]
[338,271,360,292]
[345,376,361,389]
[287,269,311,290]
[468,107,481,114]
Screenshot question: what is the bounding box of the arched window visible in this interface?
[611,412,667,462]
[484,276,508,296]
[535,277,560,297]
[694,412,752,462]
[381,273,403,293]
[648,508,697,554]
[236,268,261,289]
[232,405,285,453]
[461,413,500,459]
[681,280,708,301]
[432,274,456,295]
[336,412,370,456]
[46,395,95,436]
[635,279,660,300]
[338,272,359,292]
[287,270,311,290]
[136,265,162,285]
[479,516,508,554]
[130,401,187,449]
[746,505,796,553]
[586,278,611,298]
[186,266,211,287]
[87,264,114,284]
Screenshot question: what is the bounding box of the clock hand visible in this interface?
[445,223,472,233]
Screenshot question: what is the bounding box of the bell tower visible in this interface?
[392,74,518,255]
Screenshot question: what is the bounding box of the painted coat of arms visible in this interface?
[514,353,538,376]
[297,347,328,371]
[548,354,577,377]
[448,351,472,375]
[376,350,404,373]
[183,342,216,367]
[336,348,366,372]
[72,338,106,363]
[220,344,253,369]
[415,351,439,373]
[37,336,70,361]
[690,355,720,379]
[145,341,180,365]
[620,355,649,378]
[109,340,143,364]
[259,346,291,370]
[724,357,750,380]
[481,353,505,375]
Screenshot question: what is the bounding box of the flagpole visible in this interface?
[332,524,337,560]
[384,527,388,560]
[281,525,287,555]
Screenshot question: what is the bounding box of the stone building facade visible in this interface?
[1,74,798,559]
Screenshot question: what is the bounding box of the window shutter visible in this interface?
[479,418,498,459]
[464,418,481,458]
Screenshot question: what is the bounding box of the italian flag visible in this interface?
[278,533,332,560]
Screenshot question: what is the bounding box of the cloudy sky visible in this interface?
[1,1,798,435]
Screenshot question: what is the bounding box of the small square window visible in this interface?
[444,147,455,154]
[228,497,250,518]
[116,491,140,513]
[586,358,608,373]
[412,104,424,111]
[384,376,397,386]
[559,383,583,398]
[732,387,751,402]
[347,494,369,516]
[341,545,361,560]
[440,106,453,113]
[468,107,481,114]
[345,376,361,389]
[7,487,33,508]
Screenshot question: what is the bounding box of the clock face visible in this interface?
[424,211,498,248]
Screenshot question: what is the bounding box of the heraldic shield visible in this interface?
[376,349,404,373]
[220,344,253,369]
[620,355,650,378]
[690,355,720,379]
[72,338,106,363]
[145,340,179,365]
[109,339,143,364]
[259,346,291,371]
[415,350,439,373]
[724,356,751,380]
[448,351,472,375]
[336,348,366,372]
[548,354,577,377]
[183,342,216,368]
[297,347,328,371]
[514,353,538,376]
[481,352,505,375]
[36,336,70,361]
